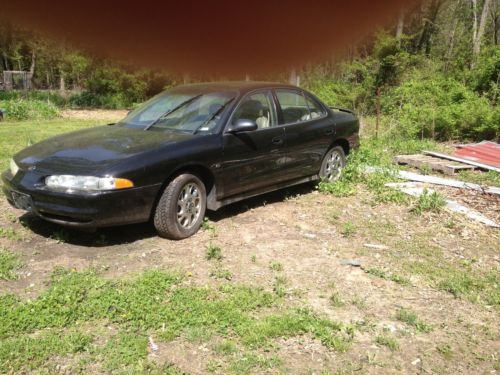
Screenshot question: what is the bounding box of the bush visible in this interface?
[0,91,66,107]
[382,74,498,141]
[0,99,60,121]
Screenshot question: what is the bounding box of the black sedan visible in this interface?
[2,82,359,239]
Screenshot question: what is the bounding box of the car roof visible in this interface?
[169,81,302,95]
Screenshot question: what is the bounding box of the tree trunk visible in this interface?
[473,0,493,59]
[490,0,499,45]
[29,49,36,74]
[59,74,65,92]
[472,0,478,43]
[445,0,462,71]
[396,8,405,41]
[417,0,443,55]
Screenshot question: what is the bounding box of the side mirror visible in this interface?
[228,119,258,133]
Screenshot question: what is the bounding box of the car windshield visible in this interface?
[119,90,236,133]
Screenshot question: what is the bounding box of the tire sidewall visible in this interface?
[320,146,346,181]
[154,173,207,239]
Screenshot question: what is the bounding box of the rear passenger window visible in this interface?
[304,95,326,120]
[275,90,310,124]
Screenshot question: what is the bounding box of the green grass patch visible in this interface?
[0,330,92,373]
[411,189,446,215]
[366,267,412,286]
[206,243,223,261]
[0,248,21,280]
[376,334,399,351]
[0,268,353,372]
[0,119,99,171]
[396,307,432,333]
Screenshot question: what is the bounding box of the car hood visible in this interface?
[14,125,194,175]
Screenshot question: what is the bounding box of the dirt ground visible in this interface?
[0,180,498,374]
[60,109,128,122]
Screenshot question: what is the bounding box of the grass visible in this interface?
[206,243,223,261]
[0,268,353,373]
[0,119,99,171]
[210,266,233,280]
[0,227,24,241]
[329,291,345,308]
[411,189,447,215]
[0,248,22,280]
[436,343,453,360]
[396,307,432,333]
[340,221,357,238]
[376,334,399,351]
[269,261,283,272]
[366,267,412,286]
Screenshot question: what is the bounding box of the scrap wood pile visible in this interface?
[390,141,500,228]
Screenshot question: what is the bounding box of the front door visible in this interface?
[219,90,287,198]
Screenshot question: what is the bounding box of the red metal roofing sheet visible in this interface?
[455,141,500,168]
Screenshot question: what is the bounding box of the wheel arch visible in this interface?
[329,138,350,156]
[150,163,217,219]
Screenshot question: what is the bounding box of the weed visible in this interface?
[202,218,217,235]
[350,295,367,310]
[396,307,432,333]
[436,343,453,360]
[228,352,282,374]
[419,163,432,175]
[185,326,214,343]
[318,179,356,197]
[366,268,411,286]
[411,189,446,215]
[210,267,233,280]
[251,254,257,263]
[376,334,399,351]
[101,332,148,372]
[50,229,69,243]
[206,243,223,261]
[214,339,238,355]
[0,248,21,280]
[341,222,357,238]
[0,330,92,372]
[329,291,345,308]
[273,276,288,297]
[0,227,23,241]
[269,261,283,272]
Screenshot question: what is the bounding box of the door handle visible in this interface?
[325,129,334,135]
[272,137,284,145]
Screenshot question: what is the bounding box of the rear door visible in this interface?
[274,89,332,179]
[219,90,287,198]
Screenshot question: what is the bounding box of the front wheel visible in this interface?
[319,146,346,182]
[154,173,206,239]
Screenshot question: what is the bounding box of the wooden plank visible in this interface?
[394,154,475,175]
[423,151,500,172]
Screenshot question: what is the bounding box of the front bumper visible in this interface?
[1,170,162,228]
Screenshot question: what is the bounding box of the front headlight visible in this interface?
[10,158,19,176]
[45,175,134,192]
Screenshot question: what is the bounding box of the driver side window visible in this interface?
[232,91,276,129]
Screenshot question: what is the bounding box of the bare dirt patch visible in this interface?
[60,109,128,122]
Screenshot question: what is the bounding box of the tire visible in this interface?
[319,146,346,182]
[153,173,207,239]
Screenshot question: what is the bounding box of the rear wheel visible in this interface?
[319,146,346,182]
[154,173,206,239]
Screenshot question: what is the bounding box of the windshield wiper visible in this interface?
[193,98,234,134]
[143,94,202,131]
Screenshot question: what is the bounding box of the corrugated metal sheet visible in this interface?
[455,141,500,168]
